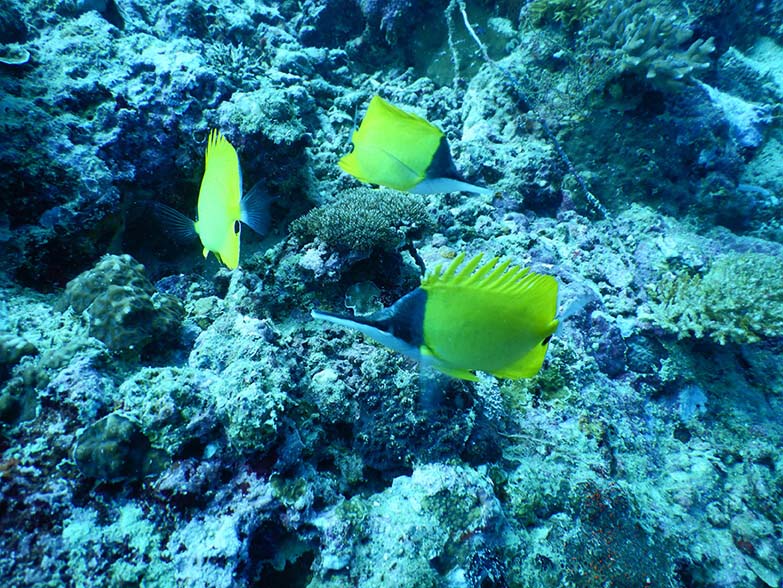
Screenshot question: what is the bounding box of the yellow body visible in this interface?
[421,253,559,380]
[338,95,444,191]
[194,129,242,269]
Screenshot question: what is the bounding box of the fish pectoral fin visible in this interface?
[240,180,273,235]
[202,247,210,260]
[492,341,551,379]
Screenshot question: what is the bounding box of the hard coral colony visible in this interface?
[0,1,782,587]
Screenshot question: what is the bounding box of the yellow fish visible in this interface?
[338,95,492,195]
[312,253,559,380]
[155,129,271,269]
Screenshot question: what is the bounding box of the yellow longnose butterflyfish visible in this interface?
[154,129,271,270]
[338,95,493,195]
[312,253,559,381]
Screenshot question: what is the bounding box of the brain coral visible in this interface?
[60,254,183,353]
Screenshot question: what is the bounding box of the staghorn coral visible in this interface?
[585,0,715,90]
[290,188,433,253]
[645,252,783,344]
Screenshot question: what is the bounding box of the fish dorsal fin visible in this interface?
[422,253,513,289]
[421,253,553,310]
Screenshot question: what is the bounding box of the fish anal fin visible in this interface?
[492,337,553,379]
[435,365,480,381]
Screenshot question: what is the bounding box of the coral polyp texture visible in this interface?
[1,0,783,586]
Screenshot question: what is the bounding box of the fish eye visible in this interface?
[233,220,241,235]
[541,335,552,346]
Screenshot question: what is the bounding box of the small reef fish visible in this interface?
[155,129,271,270]
[312,253,559,380]
[338,95,493,195]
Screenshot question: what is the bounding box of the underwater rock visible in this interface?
[42,355,117,422]
[0,1,27,43]
[189,312,293,454]
[60,254,184,354]
[559,480,678,586]
[699,82,771,149]
[310,463,503,586]
[73,412,167,482]
[298,0,364,48]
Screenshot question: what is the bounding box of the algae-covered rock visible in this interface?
[73,412,168,482]
[118,366,220,458]
[60,254,184,354]
[310,464,503,587]
[189,312,293,454]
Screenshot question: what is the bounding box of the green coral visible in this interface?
[290,188,434,253]
[646,252,783,344]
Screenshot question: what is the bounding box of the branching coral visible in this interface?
[290,188,433,253]
[585,0,715,90]
[645,252,783,344]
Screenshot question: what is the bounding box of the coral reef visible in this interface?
[1,0,783,587]
[586,0,715,91]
